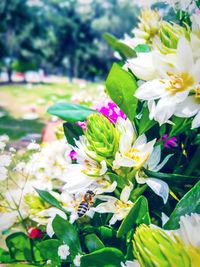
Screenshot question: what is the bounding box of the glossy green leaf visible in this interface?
[170,116,191,136]
[134,44,151,53]
[63,121,83,146]
[139,106,156,135]
[85,234,105,253]
[0,247,14,263]
[37,239,61,265]
[107,172,127,189]
[103,33,136,59]
[164,181,200,230]
[47,102,97,122]
[6,232,32,262]
[35,188,67,213]
[144,169,199,184]
[81,247,125,267]
[52,215,81,257]
[106,63,138,120]
[117,196,150,238]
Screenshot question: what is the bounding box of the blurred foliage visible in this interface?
[0,0,140,81]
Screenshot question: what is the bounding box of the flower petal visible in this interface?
[145,178,169,204]
[175,96,200,118]
[135,79,169,101]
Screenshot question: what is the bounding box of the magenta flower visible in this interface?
[77,121,87,131]
[69,150,77,161]
[95,100,126,124]
[162,134,178,148]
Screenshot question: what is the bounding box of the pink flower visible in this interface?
[69,150,77,161]
[162,134,178,149]
[28,227,43,239]
[77,121,87,131]
[95,100,126,124]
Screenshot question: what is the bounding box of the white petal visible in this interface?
[148,100,156,120]
[99,160,107,175]
[126,52,157,81]
[133,134,147,148]
[154,97,176,125]
[192,111,200,129]
[146,178,169,204]
[135,79,169,101]
[161,212,169,227]
[175,96,200,118]
[153,153,173,172]
[177,213,200,247]
[176,37,194,73]
[145,145,161,170]
[120,182,133,203]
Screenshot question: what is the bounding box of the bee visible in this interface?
[77,190,95,218]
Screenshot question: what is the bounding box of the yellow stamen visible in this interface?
[166,72,194,94]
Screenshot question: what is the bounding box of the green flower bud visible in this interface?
[133,224,191,267]
[159,22,190,53]
[85,114,120,163]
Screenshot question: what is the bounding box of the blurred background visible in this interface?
[0,0,170,145]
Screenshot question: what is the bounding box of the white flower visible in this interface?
[73,253,82,266]
[58,244,70,260]
[134,37,200,125]
[27,142,40,151]
[113,118,156,170]
[94,183,134,225]
[135,145,171,203]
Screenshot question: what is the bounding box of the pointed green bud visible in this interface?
[85,114,120,163]
[159,22,190,53]
[133,224,191,267]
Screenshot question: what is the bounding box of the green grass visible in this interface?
[0,82,99,141]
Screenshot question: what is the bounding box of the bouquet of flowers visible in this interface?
[1,1,200,266]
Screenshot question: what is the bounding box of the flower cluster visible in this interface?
[1,3,200,267]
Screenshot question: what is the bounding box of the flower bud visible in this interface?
[133,224,191,267]
[85,114,120,163]
[159,22,190,52]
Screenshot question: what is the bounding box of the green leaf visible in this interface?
[139,106,156,135]
[35,188,67,213]
[63,122,84,146]
[52,215,81,257]
[117,196,150,238]
[144,169,199,184]
[0,247,14,263]
[85,234,105,253]
[37,239,61,266]
[105,63,138,120]
[6,232,32,262]
[47,102,97,122]
[134,44,151,53]
[103,33,136,59]
[81,247,125,267]
[107,172,127,189]
[164,181,200,230]
[170,116,191,136]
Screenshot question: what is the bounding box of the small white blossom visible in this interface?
[58,244,70,260]
[27,142,40,151]
[73,253,82,266]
